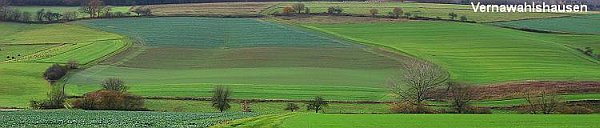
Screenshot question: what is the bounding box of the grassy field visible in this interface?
[65,17,404,101]
[280,113,600,128]
[66,66,394,101]
[494,14,600,35]
[145,100,391,114]
[0,22,127,108]
[0,110,256,127]
[304,21,600,84]
[0,63,52,107]
[266,2,573,22]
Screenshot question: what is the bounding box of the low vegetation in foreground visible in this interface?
[0,110,256,127]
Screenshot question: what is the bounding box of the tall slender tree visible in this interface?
[212,86,231,112]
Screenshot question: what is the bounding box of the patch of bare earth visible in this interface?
[433,81,600,100]
[277,15,412,24]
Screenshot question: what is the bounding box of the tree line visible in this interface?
[0,0,151,23]
[4,0,357,6]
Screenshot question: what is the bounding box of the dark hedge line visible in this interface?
[7,0,363,6]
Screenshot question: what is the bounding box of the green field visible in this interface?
[304,21,600,84]
[64,17,404,101]
[280,113,600,128]
[0,22,127,108]
[494,14,600,35]
[266,2,573,22]
[0,110,256,127]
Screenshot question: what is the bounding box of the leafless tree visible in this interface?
[447,81,472,113]
[388,59,449,105]
[80,0,105,18]
[524,89,564,114]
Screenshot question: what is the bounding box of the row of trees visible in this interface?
[212,86,329,113]
[1,0,150,23]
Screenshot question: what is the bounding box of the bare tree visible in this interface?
[291,3,305,14]
[524,89,564,114]
[392,7,403,18]
[447,81,472,113]
[388,59,449,105]
[285,103,300,112]
[101,78,127,92]
[307,96,328,113]
[369,8,379,17]
[80,0,105,18]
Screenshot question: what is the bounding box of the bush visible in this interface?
[30,88,65,109]
[101,78,127,92]
[43,64,67,83]
[284,103,300,112]
[67,60,79,69]
[558,105,594,114]
[72,90,145,110]
[390,102,436,114]
[327,6,343,15]
[282,6,294,15]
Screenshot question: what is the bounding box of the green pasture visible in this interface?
[0,22,127,107]
[38,39,127,64]
[0,63,52,107]
[267,2,572,22]
[66,66,394,101]
[494,14,600,35]
[0,23,121,45]
[280,113,600,128]
[117,47,402,69]
[304,21,600,84]
[146,100,390,114]
[0,110,256,127]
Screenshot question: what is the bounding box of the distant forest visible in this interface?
[5,0,600,10]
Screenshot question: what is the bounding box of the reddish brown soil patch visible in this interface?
[433,81,600,100]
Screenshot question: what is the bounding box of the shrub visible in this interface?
[101,78,127,92]
[390,102,436,114]
[369,8,379,16]
[448,12,458,20]
[558,105,594,114]
[43,64,67,83]
[327,6,343,15]
[392,7,403,18]
[72,90,145,110]
[460,15,468,21]
[291,3,305,14]
[282,6,294,15]
[67,60,79,69]
[284,103,300,112]
[30,88,65,109]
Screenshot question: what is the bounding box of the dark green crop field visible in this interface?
[0,110,256,127]
[79,17,349,48]
[65,17,404,101]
